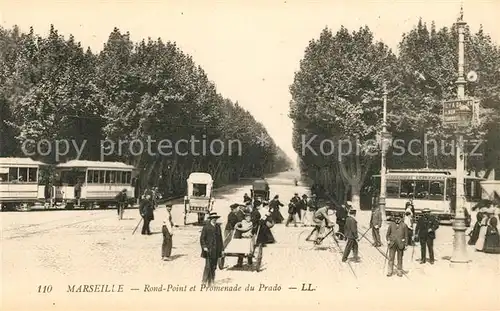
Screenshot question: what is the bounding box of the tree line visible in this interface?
[290,19,500,208]
[0,25,292,196]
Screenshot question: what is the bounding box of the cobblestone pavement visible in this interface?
[2,172,499,311]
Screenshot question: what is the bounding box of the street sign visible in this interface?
[442,98,479,126]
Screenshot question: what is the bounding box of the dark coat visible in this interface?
[115,192,127,203]
[344,216,358,240]
[370,209,382,228]
[250,208,261,234]
[200,222,223,259]
[415,214,439,239]
[336,207,348,224]
[225,212,239,231]
[386,221,408,250]
[235,209,246,222]
[139,199,154,221]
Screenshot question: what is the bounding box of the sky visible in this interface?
[1,0,499,167]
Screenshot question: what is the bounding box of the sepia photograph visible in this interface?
[1,1,499,310]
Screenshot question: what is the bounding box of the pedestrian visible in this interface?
[386,214,408,277]
[404,202,414,246]
[224,204,240,248]
[336,204,348,236]
[468,212,484,245]
[115,189,128,219]
[286,193,300,227]
[414,208,439,264]
[162,204,174,261]
[342,209,359,262]
[243,193,251,205]
[74,178,82,206]
[300,194,308,226]
[268,195,284,224]
[200,212,223,286]
[370,204,382,247]
[139,194,154,235]
[476,208,494,251]
[483,216,500,254]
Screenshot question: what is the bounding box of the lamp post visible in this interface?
[450,7,471,264]
[378,82,390,221]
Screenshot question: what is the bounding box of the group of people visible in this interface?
[368,201,440,277]
[199,197,277,286]
[468,208,500,254]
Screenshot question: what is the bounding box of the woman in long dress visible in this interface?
[268,195,284,224]
[256,211,276,245]
[483,216,500,254]
[468,212,484,245]
[475,212,490,251]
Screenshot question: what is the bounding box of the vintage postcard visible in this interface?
[1,1,499,310]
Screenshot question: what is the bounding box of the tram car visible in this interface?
[0,157,47,211]
[183,172,215,225]
[54,160,136,209]
[371,169,484,220]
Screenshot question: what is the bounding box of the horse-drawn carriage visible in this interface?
[183,172,215,225]
[250,179,270,202]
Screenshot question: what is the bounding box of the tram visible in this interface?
[54,160,136,209]
[371,169,484,220]
[0,157,47,211]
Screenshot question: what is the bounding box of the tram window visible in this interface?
[386,180,400,198]
[99,171,105,183]
[92,171,99,184]
[0,169,7,182]
[116,171,122,184]
[9,168,18,182]
[414,181,430,199]
[28,168,38,182]
[429,181,444,200]
[125,172,131,184]
[87,170,94,183]
[399,181,413,198]
[108,171,115,183]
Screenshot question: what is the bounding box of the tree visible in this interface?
[290,26,398,208]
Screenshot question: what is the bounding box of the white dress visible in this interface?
[475,217,488,251]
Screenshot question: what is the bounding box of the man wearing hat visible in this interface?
[139,193,154,235]
[336,203,349,236]
[342,208,359,262]
[386,213,408,277]
[200,212,223,286]
[415,208,439,264]
[286,193,301,227]
[115,188,128,219]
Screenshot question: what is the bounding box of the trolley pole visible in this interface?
[379,82,389,222]
[450,7,470,264]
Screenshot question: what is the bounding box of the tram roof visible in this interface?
[56,160,135,170]
[0,157,47,167]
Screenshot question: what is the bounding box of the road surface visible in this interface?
[2,171,499,311]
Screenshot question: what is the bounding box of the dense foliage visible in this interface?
[0,25,292,196]
[290,19,500,208]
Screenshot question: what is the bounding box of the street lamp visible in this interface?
[447,7,472,264]
[378,82,392,222]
